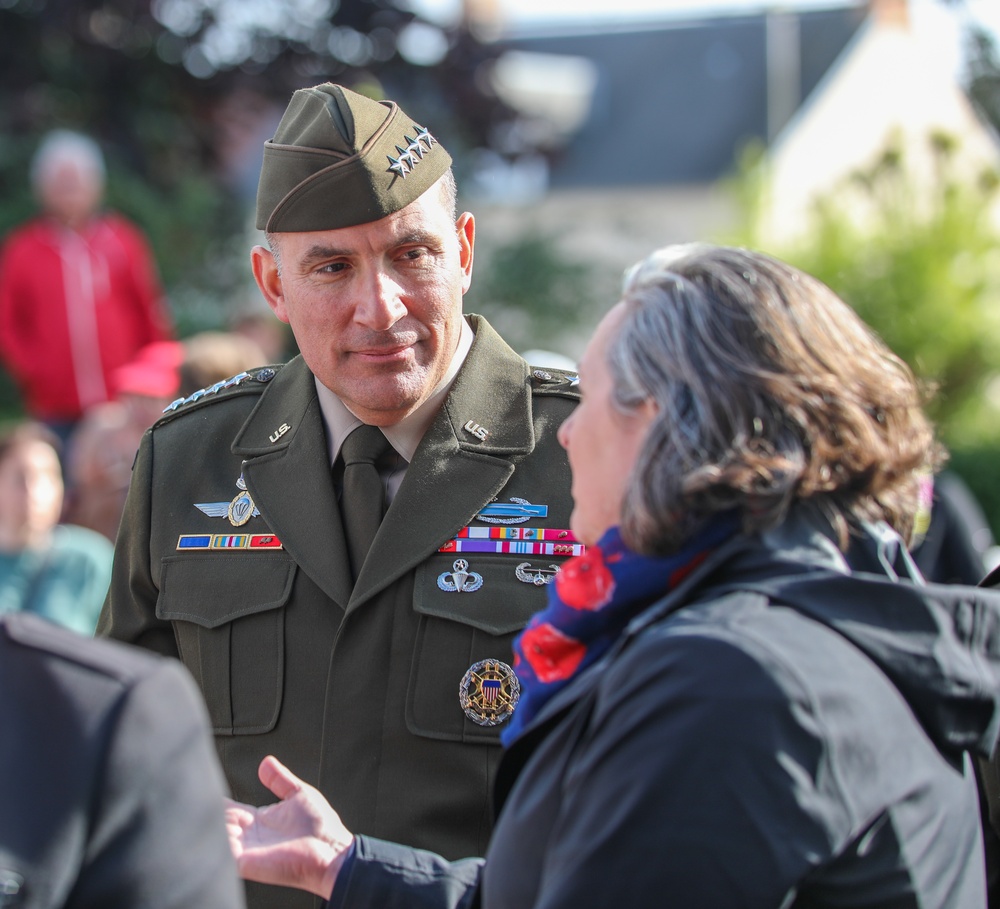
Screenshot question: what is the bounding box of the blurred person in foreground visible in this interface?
[0,611,245,908]
[0,130,173,446]
[0,422,112,635]
[225,244,1000,908]
[99,82,577,909]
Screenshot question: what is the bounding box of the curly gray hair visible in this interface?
[607,244,941,554]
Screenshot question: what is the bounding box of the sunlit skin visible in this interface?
[37,159,104,231]
[251,184,475,427]
[557,302,657,547]
[0,439,64,552]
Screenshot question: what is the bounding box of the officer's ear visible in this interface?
[251,245,289,324]
[457,212,475,295]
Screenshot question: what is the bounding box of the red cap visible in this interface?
[112,341,184,399]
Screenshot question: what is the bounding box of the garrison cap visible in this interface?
[256,83,453,232]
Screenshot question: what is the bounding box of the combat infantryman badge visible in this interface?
[459,659,520,726]
[475,497,548,525]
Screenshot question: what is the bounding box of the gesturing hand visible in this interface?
[225,755,354,899]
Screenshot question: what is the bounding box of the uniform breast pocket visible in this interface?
[407,553,563,744]
[156,554,296,735]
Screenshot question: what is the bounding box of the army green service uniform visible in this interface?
[99,315,578,909]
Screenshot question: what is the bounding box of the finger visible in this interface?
[224,803,255,830]
[258,754,304,801]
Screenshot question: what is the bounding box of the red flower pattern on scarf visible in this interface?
[520,622,587,684]
[554,546,616,610]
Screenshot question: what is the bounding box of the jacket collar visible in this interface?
[230,315,538,611]
[505,504,1000,763]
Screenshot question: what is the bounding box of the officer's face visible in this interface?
[252,184,474,427]
[558,303,656,547]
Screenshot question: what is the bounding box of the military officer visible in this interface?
[98,83,579,909]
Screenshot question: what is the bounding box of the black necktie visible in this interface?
[340,424,392,580]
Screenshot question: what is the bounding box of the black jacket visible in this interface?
[0,613,244,909]
[330,507,1000,908]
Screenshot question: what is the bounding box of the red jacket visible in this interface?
[0,213,173,421]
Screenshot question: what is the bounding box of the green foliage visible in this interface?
[726,132,1000,447]
[0,0,527,342]
[463,230,602,358]
[103,167,247,332]
[965,25,1000,137]
[725,132,1000,536]
[948,445,1000,545]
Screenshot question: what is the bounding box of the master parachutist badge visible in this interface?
[437,559,483,593]
[459,659,520,726]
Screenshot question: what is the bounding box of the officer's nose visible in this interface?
[354,270,407,330]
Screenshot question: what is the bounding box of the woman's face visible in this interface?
[0,439,64,544]
[557,303,656,547]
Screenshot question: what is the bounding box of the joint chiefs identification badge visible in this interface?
[459,659,520,726]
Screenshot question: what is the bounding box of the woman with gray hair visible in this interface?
[225,244,1000,907]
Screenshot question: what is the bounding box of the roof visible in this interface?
[502,6,867,187]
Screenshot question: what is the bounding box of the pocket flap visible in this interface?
[156,555,295,628]
[413,553,557,636]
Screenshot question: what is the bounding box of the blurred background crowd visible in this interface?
[3,0,1000,636]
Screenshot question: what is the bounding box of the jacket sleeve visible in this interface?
[72,658,246,909]
[328,836,482,909]
[97,428,178,656]
[0,234,39,383]
[116,216,174,344]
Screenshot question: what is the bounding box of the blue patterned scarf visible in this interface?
[502,515,739,746]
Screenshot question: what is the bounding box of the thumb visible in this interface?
[258,755,305,801]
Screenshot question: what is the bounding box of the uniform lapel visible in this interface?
[233,357,353,609]
[349,316,535,610]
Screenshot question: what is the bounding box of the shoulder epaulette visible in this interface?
[155,364,282,425]
[528,366,580,399]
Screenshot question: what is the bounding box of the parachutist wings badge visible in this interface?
[194,475,260,527]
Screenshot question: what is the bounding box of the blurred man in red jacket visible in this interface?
[0,130,173,446]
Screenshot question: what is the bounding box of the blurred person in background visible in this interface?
[225,244,1000,909]
[0,421,112,635]
[910,470,998,584]
[176,329,270,398]
[65,340,184,542]
[66,332,269,542]
[0,129,173,447]
[0,610,246,909]
[229,306,294,366]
